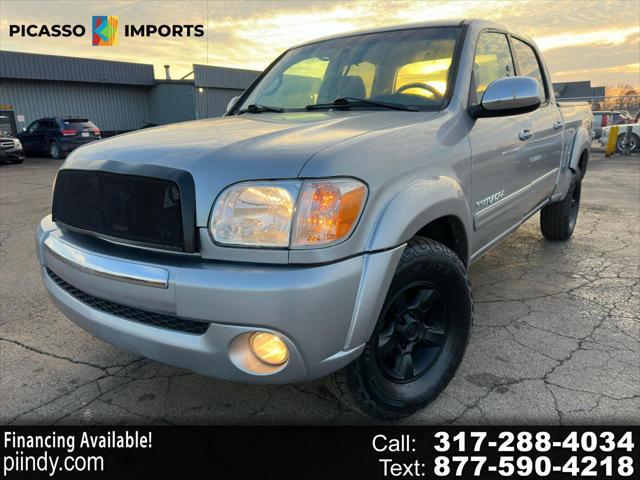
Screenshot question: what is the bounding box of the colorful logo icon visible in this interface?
[92,16,118,46]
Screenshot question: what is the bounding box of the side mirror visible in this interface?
[470,76,542,118]
[22,127,27,132]
[226,96,240,114]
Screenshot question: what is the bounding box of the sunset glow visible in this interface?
[0,0,638,87]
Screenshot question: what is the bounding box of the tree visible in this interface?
[603,84,640,113]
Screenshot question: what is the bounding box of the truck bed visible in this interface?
[558,101,592,133]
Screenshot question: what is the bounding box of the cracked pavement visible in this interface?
[1,150,638,425]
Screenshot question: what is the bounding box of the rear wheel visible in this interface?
[540,176,581,241]
[49,141,64,159]
[328,237,472,419]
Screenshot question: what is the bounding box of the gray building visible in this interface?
[193,64,260,118]
[553,80,605,100]
[0,51,260,136]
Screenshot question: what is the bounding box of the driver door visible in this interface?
[467,31,531,256]
[19,121,44,153]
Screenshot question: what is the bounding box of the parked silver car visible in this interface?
[37,19,592,419]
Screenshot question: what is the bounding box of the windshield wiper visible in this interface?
[306,97,419,112]
[234,104,284,114]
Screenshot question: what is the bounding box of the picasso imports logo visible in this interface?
[9,17,202,43]
[92,16,119,46]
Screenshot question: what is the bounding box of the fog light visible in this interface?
[249,332,288,366]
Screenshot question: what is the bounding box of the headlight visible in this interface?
[13,138,22,150]
[210,181,299,247]
[210,178,367,248]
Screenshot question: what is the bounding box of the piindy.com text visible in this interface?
[2,430,152,476]
[3,452,104,477]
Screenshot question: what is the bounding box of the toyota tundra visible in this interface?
[36,19,593,419]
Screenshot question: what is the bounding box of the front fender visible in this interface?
[367,176,472,264]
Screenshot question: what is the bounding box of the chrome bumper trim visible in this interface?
[44,236,169,289]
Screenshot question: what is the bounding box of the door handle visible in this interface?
[518,129,533,141]
[553,121,563,130]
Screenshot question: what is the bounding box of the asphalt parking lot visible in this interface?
[1,150,638,425]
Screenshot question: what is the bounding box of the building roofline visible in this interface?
[0,49,154,68]
[0,49,155,85]
[155,79,195,85]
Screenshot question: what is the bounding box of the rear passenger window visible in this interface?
[471,32,515,105]
[512,38,548,101]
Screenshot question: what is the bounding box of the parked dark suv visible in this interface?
[17,117,101,159]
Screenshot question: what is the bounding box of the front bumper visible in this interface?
[0,147,25,161]
[36,215,403,383]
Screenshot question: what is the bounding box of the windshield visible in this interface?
[236,27,461,112]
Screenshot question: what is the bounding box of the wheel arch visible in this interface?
[367,177,472,265]
[577,149,589,178]
[551,125,591,202]
[414,215,469,265]
[569,126,591,174]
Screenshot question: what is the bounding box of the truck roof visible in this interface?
[291,18,526,49]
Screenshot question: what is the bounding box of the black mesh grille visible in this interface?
[52,170,185,250]
[46,268,209,335]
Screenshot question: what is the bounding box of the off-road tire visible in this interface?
[540,175,581,241]
[327,237,473,420]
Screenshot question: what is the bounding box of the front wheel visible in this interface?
[328,237,472,419]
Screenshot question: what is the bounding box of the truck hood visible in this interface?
[63,111,427,226]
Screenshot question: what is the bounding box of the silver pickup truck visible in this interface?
[36,19,592,419]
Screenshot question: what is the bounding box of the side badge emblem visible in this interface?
[476,190,505,208]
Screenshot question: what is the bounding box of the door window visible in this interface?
[512,38,548,101]
[471,32,515,105]
[27,121,42,133]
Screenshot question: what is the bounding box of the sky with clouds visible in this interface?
[0,0,638,87]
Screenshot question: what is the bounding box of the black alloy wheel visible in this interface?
[375,282,448,383]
